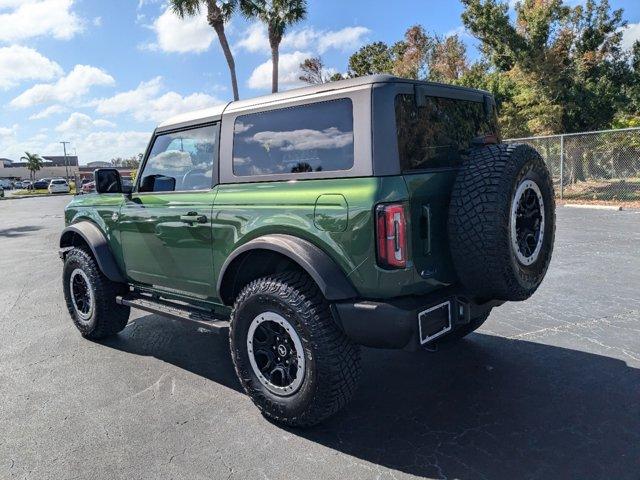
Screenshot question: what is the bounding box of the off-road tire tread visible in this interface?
[230,271,361,427]
[63,247,130,339]
[448,143,555,301]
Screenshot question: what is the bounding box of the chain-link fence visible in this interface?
[506,127,640,202]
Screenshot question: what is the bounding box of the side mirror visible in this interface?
[95,168,124,194]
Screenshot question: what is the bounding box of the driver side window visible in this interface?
[139,124,217,192]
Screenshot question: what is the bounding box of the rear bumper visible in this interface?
[332,291,502,351]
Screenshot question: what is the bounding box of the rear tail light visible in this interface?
[375,203,407,269]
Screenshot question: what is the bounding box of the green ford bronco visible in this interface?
[60,75,555,426]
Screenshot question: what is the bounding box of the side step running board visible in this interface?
[116,294,229,331]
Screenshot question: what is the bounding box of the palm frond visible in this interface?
[220,0,238,20]
[239,0,266,21]
[281,0,307,25]
[169,0,202,18]
[242,0,307,36]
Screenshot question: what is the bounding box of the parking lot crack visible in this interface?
[168,447,187,465]
[506,309,640,341]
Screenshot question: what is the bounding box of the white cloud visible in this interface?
[315,26,371,54]
[622,23,640,51]
[143,91,218,123]
[94,77,163,116]
[0,45,63,90]
[0,124,17,141]
[248,127,353,151]
[145,7,215,53]
[10,65,114,109]
[248,51,310,90]
[0,0,84,43]
[237,24,370,55]
[55,112,115,133]
[7,130,151,164]
[29,105,67,120]
[94,77,221,123]
[137,0,161,9]
[75,131,151,163]
[236,23,269,53]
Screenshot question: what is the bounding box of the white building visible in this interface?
[0,156,79,180]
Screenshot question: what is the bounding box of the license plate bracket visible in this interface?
[418,301,452,344]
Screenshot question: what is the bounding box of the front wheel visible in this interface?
[62,247,130,339]
[229,271,361,427]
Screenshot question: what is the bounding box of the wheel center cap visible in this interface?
[277,344,287,357]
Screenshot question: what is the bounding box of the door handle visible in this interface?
[420,205,431,254]
[180,213,207,224]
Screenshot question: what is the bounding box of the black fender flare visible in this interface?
[59,222,126,283]
[217,234,358,305]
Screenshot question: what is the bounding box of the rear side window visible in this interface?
[395,94,499,171]
[232,98,354,177]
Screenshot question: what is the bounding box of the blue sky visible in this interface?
[1,0,639,164]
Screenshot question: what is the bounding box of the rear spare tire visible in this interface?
[448,143,555,301]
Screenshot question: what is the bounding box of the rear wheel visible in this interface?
[229,271,361,427]
[62,248,130,339]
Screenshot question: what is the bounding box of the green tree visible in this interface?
[619,40,640,123]
[21,152,43,182]
[427,34,470,82]
[299,57,328,84]
[461,0,630,137]
[299,57,346,84]
[347,26,468,82]
[241,0,307,93]
[170,0,240,101]
[348,41,396,77]
[393,25,432,79]
[111,154,142,169]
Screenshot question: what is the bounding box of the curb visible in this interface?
[563,204,623,211]
[2,193,73,200]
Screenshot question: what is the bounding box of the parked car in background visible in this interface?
[81,181,95,194]
[21,180,32,190]
[0,179,13,190]
[33,178,51,190]
[49,179,70,194]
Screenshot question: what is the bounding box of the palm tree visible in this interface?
[21,152,43,183]
[170,0,240,101]
[241,0,307,93]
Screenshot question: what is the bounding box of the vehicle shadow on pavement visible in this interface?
[100,314,243,393]
[101,317,640,479]
[0,225,42,238]
[301,333,640,479]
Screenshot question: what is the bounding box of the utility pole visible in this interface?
[61,141,71,180]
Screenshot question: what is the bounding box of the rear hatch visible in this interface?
[394,91,500,286]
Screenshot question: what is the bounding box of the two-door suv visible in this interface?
[60,75,555,426]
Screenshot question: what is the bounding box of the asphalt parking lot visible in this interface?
[1,195,639,480]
